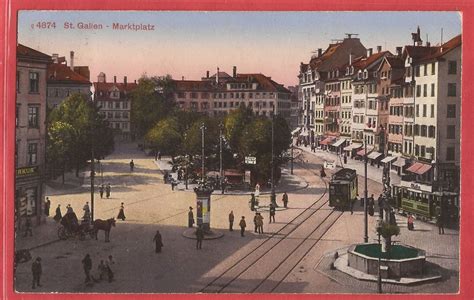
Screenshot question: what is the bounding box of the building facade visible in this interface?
[16,44,51,226]
[94,73,138,141]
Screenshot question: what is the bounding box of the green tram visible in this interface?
[329,168,358,209]
[392,184,459,226]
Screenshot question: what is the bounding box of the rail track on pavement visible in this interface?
[199,152,344,293]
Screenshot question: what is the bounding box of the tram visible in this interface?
[391,183,459,226]
[329,168,358,209]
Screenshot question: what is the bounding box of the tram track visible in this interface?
[199,153,340,293]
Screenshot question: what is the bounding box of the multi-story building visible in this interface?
[47,51,91,108]
[16,44,51,226]
[288,85,300,130]
[94,73,138,141]
[298,35,366,145]
[173,67,292,121]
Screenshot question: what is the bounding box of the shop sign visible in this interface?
[16,166,39,177]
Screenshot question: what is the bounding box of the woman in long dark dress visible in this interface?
[53,204,62,222]
[153,230,163,253]
[117,203,126,221]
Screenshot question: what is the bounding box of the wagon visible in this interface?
[58,212,95,241]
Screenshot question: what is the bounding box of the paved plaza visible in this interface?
[14,143,459,294]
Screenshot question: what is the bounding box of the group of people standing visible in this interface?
[98,183,112,199]
[82,253,115,284]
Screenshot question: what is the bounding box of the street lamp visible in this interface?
[200,123,206,183]
[364,141,368,243]
[219,122,224,187]
[271,106,276,206]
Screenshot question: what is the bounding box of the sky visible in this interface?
[18,11,461,87]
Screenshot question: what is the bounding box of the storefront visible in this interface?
[15,166,44,228]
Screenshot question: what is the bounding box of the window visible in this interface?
[122,123,128,129]
[431,62,436,75]
[16,71,20,92]
[447,83,456,96]
[423,104,427,117]
[447,104,456,118]
[28,142,38,165]
[446,147,455,161]
[424,64,428,76]
[29,72,39,93]
[431,104,435,118]
[177,92,185,98]
[430,83,435,97]
[416,85,421,97]
[115,102,120,109]
[423,84,427,97]
[107,112,113,118]
[28,106,39,128]
[108,102,113,108]
[123,101,128,109]
[416,105,419,117]
[447,125,456,139]
[421,125,427,137]
[415,65,420,77]
[115,112,121,118]
[115,123,120,129]
[448,60,457,74]
[421,145,426,157]
[428,126,436,138]
[123,112,128,119]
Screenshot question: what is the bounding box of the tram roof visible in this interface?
[332,168,357,180]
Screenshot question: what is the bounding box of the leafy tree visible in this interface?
[130,75,176,139]
[224,106,253,151]
[46,121,75,183]
[145,117,182,156]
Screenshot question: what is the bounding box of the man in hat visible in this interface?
[228,210,234,231]
[31,257,42,289]
[239,216,247,237]
[188,207,194,228]
[195,225,204,249]
[153,230,164,253]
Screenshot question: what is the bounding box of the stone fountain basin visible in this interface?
[347,243,426,278]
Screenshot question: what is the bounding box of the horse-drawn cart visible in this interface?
[58,212,95,241]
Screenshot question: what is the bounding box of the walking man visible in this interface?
[130,159,135,172]
[269,203,276,223]
[31,257,42,289]
[350,196,356,215]
[282,192,288,208]
[188,207,194,228]
[195,225,204,249]
[83,202,91,225]
[117,203,126,221]
[437,213,445,234]
[105,183,111,199]
[228,210,234,231]
[377,194,384,218]
[82,254,92,283]
[24,215,33,237]
[44,197,51,217]
[256,213,264,234]
[99,184,104,199]
[250,193,256,211]
[239,216,246,237]
[153,230,163,253]
[253,213,258,233]
[54,204,62,222]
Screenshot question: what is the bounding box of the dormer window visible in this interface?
[351,66,354,75]
[346,67,350,75]
[358,71,362,79]
[373,71,378,77]
[363,70,368,79]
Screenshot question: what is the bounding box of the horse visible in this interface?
[92,218,116,242]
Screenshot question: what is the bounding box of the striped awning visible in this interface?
[331,138,347,147]
[320,137,335,145]
[381,156,397,164]
[356,147,373,156]
[406,162,432,175]
[367,151,382,160]
[393,157,407,167]
[343,143,362,151]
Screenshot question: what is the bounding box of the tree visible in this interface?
[224,106,253,151]
[47,93,114,178]
[145,117,182,156]
[130,75,176,139]
[46,121,75,183]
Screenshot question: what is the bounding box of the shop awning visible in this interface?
[343,143,362,151]
[406,162,432,175]
[367,151,382,160]
[356,147,373,156]
[392,157,407,168]
[320,137,335,145]
[331,138,347,147]
[381,156,397,164]
[224,169,244,177]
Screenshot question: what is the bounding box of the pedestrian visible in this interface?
[389,210,396,225]
[31,257,42,289]
[368,194,375,216]
[54,204,62,222]
[350,196,356,215]
[250,193,256,211]
[82,254,92,283]
[377,194,384,218]
[253,213,258,233]
[83,202,91,225]
[171,180,177,191]
[105,183,111,199]
[282,192,288,208]
[117,203,126,221]
[153,230,163,253]
[437,213,445,234]
[129,159,135,172]
[343,153,348,164]
[255,183,260,197]
[239,216,246,237]
[188,207,194,228]
[158,151,162,160]
[44,197,51,217]
[320,166,326,178]
[407,214,415,231]
[269,203,276,223]
[228,210,234,231]
[106,255,115,282]
[177,169,182,181]
[66,204,73,214]
[359,193,364,207]
[99,184,104,199]
[195,225,204,249]
[256,212,264,234]
[221,178,226,194]
[23,215,33,237]
[98,260,107,281]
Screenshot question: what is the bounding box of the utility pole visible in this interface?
[290,142,294,175]
[364,142,368,243]
[90,148,95,222]
[200,123,206,183]
[219,122,224,186]
[271,106,276,204]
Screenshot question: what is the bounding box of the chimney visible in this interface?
[426,41,431,47]
[349,53,354,65]
[124,76,127,85]
[216,67,220,84]
[206,71,209,78]
[182,76,184,81]
[317,48,322,57]
[114,76,117,83]
[367,48,373,57]
[377,46,382,53]
[52,53,59,64]
[233,66,237,78]
[134,80,137,84]
[396,47,403,57]
[69,51,74,71]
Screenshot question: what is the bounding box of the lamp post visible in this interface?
[219,122,224,187]
[271,106,276,205]
[377,220,383,294]
[364,142,368,243]
[200,123,206,182]
[290,141,294,175]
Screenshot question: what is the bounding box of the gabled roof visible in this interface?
[48,63,91,84]
[94,82,138,100]
[385,56,405,69]
[353,51,391,71]
[175,80,214,91]
[17,44,51,62]
[416,34,461,63]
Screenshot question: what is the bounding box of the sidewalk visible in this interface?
[153,157,309,195]
[298,145,401,185]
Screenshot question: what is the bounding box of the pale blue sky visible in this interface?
[18,11,461,86]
